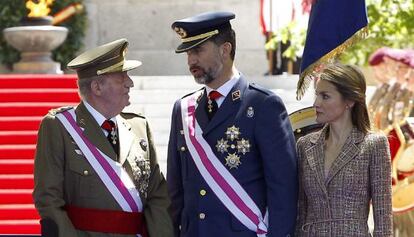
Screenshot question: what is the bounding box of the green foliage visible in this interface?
[265,0,414,65]
[341,0,414,65]
[0,0,28,67]
[0,0,87,70]
[265,21,307,62]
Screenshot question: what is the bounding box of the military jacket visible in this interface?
[33,102,173,237]
[167,76,298,237]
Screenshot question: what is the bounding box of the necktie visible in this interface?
[101,120,119,156]
[206,90,222,120]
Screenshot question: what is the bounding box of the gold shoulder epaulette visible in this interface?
[48,106,74,116]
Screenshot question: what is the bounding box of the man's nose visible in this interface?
[126,76,134,88]
[187,52,197,66]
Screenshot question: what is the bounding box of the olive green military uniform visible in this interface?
[33,102,173,237]
[33,38,173,237]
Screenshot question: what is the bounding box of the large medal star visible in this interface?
[225,125,240,141]
[237,139,250,155]
[225,153,241,169]
[216,138,229,153]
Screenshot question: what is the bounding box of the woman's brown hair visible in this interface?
[319,63,370,134]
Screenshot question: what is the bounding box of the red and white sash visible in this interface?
[180,92,268,236]
[55,109,143,214]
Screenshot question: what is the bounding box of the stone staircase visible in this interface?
[126,75,315,173]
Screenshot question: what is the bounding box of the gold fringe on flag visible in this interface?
[296,26,369,100]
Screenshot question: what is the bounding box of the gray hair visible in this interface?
[77,74,105,100]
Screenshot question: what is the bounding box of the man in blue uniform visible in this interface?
[167,11,297,237]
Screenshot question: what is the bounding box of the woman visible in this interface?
[295,63,393,236]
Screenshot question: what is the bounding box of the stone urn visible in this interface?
[3,23,68,74]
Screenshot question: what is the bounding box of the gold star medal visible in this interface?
[225,125,240,141]
[225,153,241,169]
[237,139,251,155]
[216,138,229,153]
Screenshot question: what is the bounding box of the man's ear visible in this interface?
[90,79,102,96]
[221,42,232,59]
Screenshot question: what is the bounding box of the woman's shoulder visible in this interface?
[297,129,322,147]
[364,131,388,143]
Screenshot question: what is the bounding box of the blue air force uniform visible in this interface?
[167,76,298,237]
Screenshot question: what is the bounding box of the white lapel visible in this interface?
[116,115,134,165]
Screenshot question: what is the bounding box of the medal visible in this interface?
[207,99,214,113]
[237,139,250,155]
[110,128,117,145]
[225,153,241,169]
[226,125,240,141]
[216,138,229,153]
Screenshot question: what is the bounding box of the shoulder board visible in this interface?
[120,111,146,119]
[181,87,204,99]
[48,106,73,116]
[249,83,271,95]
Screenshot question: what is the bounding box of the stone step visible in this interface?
[132,76,200,90]
[125,104,173,117]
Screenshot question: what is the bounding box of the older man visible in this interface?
[33,38,173,237]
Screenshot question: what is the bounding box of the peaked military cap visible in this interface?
[171,11,235,53]
[289,106,323,140]
[67,38,141,79]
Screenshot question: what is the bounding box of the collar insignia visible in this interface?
[232,90,241,101]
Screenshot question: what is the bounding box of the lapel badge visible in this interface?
[225,153,241,169]
[139,138,148,151]
[246,107,254,118]
[226,125,240,141]
[232,90,241,101]
[216,138,229,153]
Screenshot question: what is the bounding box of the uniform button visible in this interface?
[199,213,206,219]
[200,189,206,196]
[83,170,89,176]
[180,146,186,152]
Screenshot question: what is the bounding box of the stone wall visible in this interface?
[83,0,268,76]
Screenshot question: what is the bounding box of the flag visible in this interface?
[296,0,368,100]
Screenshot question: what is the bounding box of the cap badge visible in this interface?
[174,27,187,38]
